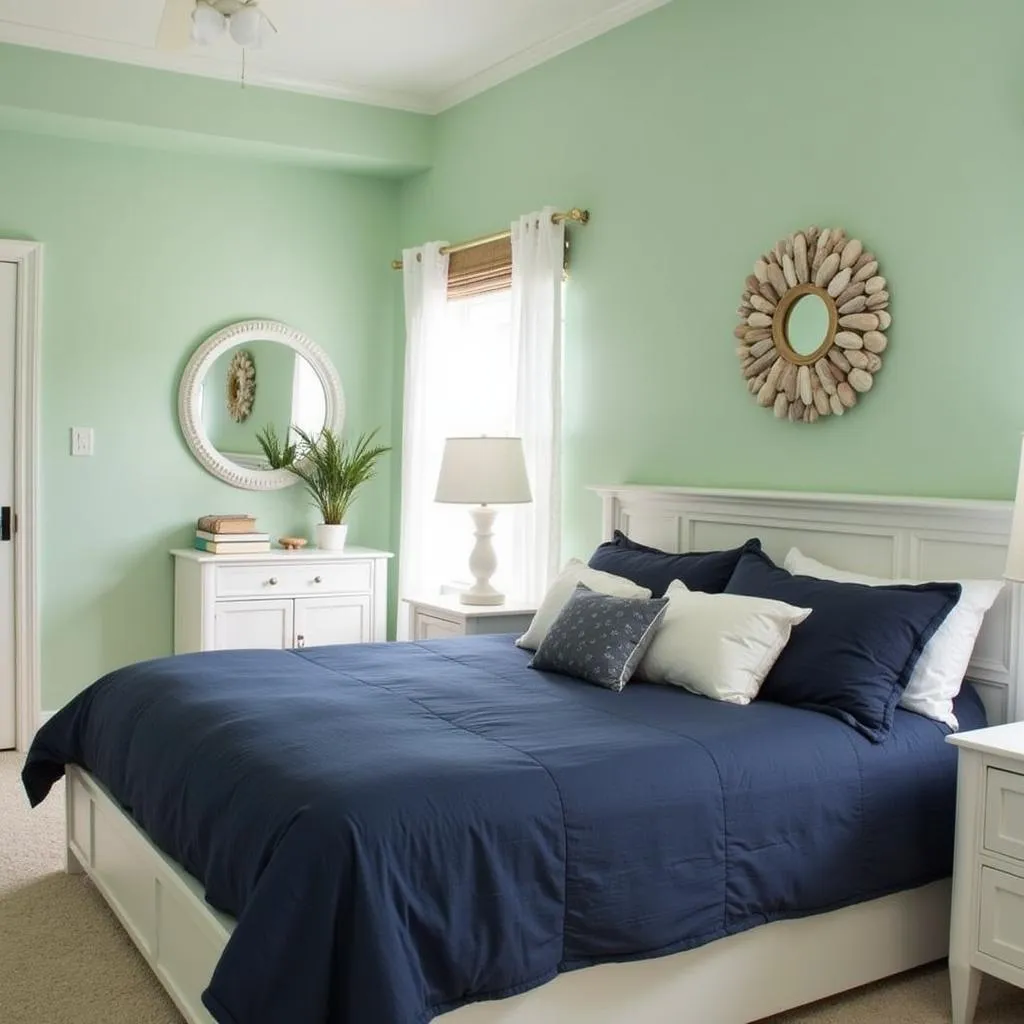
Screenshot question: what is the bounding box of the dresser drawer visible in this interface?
[984,768,1024,863]
[215,560,373,599]
[979,866,1024,970]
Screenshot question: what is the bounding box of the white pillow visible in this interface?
[637,580,812,704]
[516,559,651,651]
[783,547,1004,729]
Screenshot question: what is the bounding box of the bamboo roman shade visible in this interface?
[447,237,512,299]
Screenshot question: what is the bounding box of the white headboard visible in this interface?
[592,485,1021,727]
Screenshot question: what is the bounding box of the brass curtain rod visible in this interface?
[390,208,590,270]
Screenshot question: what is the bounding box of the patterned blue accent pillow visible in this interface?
[529,584,669,691]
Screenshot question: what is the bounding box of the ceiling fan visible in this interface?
[155,0,276,51]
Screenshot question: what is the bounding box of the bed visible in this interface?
[22,487,1024,1024]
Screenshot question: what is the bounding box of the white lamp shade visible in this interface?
[1006,434,1024,581]
[229,5,266,48]
[435,437,532,505]
[191,2,226,44]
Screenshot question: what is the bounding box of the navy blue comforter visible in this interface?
[23,635,985,1024]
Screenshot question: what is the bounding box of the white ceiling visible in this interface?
[0,0,669,113]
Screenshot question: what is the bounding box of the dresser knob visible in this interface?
[267,577,278,586]
[313,575,323,584]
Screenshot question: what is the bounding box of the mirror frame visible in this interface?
[178,319,345,491]
[772,283,837,366]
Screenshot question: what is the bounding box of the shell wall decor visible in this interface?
[226,349,256,423]
[735,227,889,422]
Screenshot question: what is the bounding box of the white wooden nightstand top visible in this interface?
[947,722,1024,759]
[405,593,537,618]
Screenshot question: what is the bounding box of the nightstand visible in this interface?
[948,723,1024,1023]
[404,594,536,640]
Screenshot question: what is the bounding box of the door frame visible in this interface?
[1,240,42,751]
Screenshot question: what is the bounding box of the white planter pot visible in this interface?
[315,523,348,551]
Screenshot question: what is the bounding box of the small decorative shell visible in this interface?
[862,330,888,353]
[848,368,874,393]
[749,374,765,395]
[838,295,867,315]
[813,386,831,416]
[783,253,798,288]
[754,259,769,283]
[826,267,852,298]
[864,276,887,295]
[744,348,778,378]
[747,311,773,328]
[764,356,787,393]
[876,310,892,329]
[852,250,875,274]
[839,313,880,331]
[797,365,813,406]
[814,359,837,395]
[814,252,841,288]
[839,239,863,270]
[806,406,819,424]
[759,282,779,303]
[829,393,845,416]
[774,393,789,419]
[828,347,851,373]
[829,230,847,255]
[812,229,832,273]
[734,324,750,340]
[865,291,889,310]
[767,262,788,297]
[789,398,806,422]
[757,380,776,406]
[749,294,776,314]
[781,361,798,401]
[745,327,772,342]
[746,274,761,293]
[835,331,864,349]
[794,233,809,283]
[750,338,775,359]
[845,349,870,370]
[837,382,857,408]
[835,281,866,307]
[852,260,879,284]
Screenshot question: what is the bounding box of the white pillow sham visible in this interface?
[516,559,652,651]
[636,580,812,705]
[783,547,1003,729]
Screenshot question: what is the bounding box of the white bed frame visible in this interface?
[64,487,1024,1024]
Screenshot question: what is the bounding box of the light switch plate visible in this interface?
[70,427,94,457]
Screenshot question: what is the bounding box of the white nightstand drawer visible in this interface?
[979,866,1024,970]
[413,611,463,641]
[984,768,1024,862]
[215,560,373,599]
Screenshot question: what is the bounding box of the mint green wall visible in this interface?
[399,0,1024,564]
[0,43,433,172]
[0,129,399,708]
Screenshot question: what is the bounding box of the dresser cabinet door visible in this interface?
[294,595,371,648]
[214,600,294,651]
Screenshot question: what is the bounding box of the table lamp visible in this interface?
[435,436,532,605]
[1006,434,1024,582]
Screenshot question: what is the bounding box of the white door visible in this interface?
[0,262,16,749]
[214,600,294,651]
[294,596,370,649]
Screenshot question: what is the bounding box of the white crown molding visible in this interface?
[430,0,672,112]
[0,19,435,113]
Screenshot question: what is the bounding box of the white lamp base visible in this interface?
[460,505,505,606]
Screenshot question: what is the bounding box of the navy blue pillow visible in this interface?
[588,532,761,597]
[725,548,961,742]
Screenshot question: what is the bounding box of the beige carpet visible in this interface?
[2,751,1023,1024]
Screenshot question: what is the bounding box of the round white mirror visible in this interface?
[178,320,344,490]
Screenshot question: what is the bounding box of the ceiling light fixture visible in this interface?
[190,0,275,50]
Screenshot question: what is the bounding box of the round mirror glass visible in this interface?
[786,293,831,357]
[179,320,344,491]
[199,340,328,471]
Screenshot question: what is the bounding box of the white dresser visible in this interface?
[948,722,1024,1023]
[172,547,392,653]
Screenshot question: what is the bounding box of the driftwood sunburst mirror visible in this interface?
[735,227,890,422]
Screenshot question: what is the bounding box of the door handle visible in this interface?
[0,506,10,542]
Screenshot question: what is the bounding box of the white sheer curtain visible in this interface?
[398,242,449,636]
[509,207,565,602]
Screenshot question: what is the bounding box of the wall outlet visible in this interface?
[70,427,94,457]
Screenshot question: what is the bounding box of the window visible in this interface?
[418,288,522,594]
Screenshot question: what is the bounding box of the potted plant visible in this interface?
[270,426,390,551]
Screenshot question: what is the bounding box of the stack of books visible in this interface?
[194,514,271,554]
